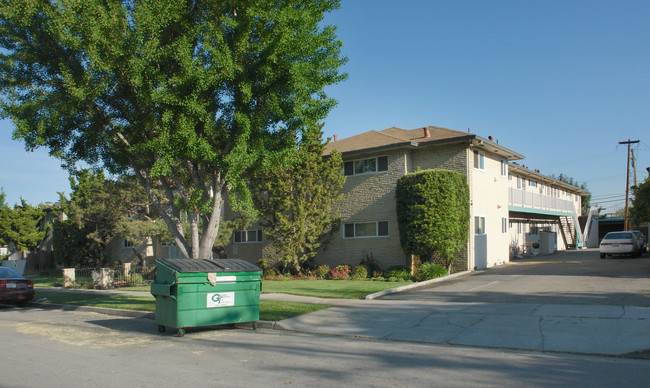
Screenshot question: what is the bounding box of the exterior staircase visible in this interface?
[559,216,583,249]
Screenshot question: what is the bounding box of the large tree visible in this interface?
[0,200,47,251]
[630,178,650,227]
[251,123,345,272]
[0,0,346,260]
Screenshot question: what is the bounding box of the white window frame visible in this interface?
[501,159,507,176]
[473,150,485,170]
[502,217,508,234]
[343,221,389,239]
[474,216,486,235]
[234,229,263,244]
[343,156,388,176]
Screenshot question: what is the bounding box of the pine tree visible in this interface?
[252,123,345,272]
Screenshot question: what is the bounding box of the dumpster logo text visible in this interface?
[207,292,235,308]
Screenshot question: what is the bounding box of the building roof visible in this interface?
[324,125,524,160]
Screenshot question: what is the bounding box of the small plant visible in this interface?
[385,266,412,281]
[315,265,330,279]
[351,265,368,280]
[415,262,448,281]
[329,265,351,280]
[360,250,382,275]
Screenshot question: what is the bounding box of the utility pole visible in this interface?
[619,139,639,231]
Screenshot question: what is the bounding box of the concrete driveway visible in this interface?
[277,249,650,356]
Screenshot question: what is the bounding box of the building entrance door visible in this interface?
[474,234,488,269]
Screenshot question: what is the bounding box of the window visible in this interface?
[501,160,507,176]
[234,229,263,243]
[517,176,521,189]
[529,180,537,188]
[474,216,486,235]
[502,217,508,234]
[517,222,522,234]
[124,239,132,248]
[508,173,512,181]
[473,150,484,170]
[343,156,388,176]
[343,221,388,238]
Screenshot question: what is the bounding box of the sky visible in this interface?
[1,0,649,215]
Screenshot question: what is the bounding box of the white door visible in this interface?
[475,234,488,270]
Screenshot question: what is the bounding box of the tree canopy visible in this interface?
[0,0,347,260]
[252,123,345,272]
[0,200,47,251]
[630,178,650,227]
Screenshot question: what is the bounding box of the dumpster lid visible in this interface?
[156,258,261,273]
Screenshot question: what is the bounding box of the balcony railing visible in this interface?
[509,188,576,214]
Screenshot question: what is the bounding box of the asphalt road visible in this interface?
[382,249,650,306]
[1,306,649,388]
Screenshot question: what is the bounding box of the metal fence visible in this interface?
[70,264,155,289]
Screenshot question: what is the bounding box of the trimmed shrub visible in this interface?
[385,266,411,281]
[396,169,470,271]
[416,262,448,281]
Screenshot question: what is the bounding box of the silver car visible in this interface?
[599,231,643,258]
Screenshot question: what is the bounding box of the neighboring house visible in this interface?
[223,125,587,272]
[105,236,186,264]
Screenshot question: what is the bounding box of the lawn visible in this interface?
[32,290,329,321]
[32,276,412,299]
[261,279,412,299]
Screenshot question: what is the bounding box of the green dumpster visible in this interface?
[151,258,262,336]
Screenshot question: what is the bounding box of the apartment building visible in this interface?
[224,125,586,272]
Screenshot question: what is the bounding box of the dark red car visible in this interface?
[0,267,34,307]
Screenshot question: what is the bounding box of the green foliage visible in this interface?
[415,262,448,281]
[0,0,347,260]
[52,219,107,268]
[315,265,331,279]
[351,265,368,280]
[0,187,7,208]
[396,169,470,271]
[360,250,382,275]
[252,123,346,272]
[0,200,47,250]
[630,178,650,226]
[53,169,158,267]
[385,266,411,281]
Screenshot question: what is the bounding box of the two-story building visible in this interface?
[224,125,586,272]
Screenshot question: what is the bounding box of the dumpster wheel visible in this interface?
[158,325,165,333]
[177,328,185,337]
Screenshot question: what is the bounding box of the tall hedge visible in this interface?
[396,169,470,271]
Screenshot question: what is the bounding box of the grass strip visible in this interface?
[33,290,328,321]
[261,279,412,299]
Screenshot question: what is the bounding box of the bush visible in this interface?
[416,262,448,281]
[315,265,330,279]
[351,265,368,280]
[385,266,411,281]
[329,265,350,280]
[360,250,381,275]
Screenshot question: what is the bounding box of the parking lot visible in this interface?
[383,248,650,307]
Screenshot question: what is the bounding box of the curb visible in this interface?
[30,301,155,320]
[365,271,471,300]
[30,301,278,329]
